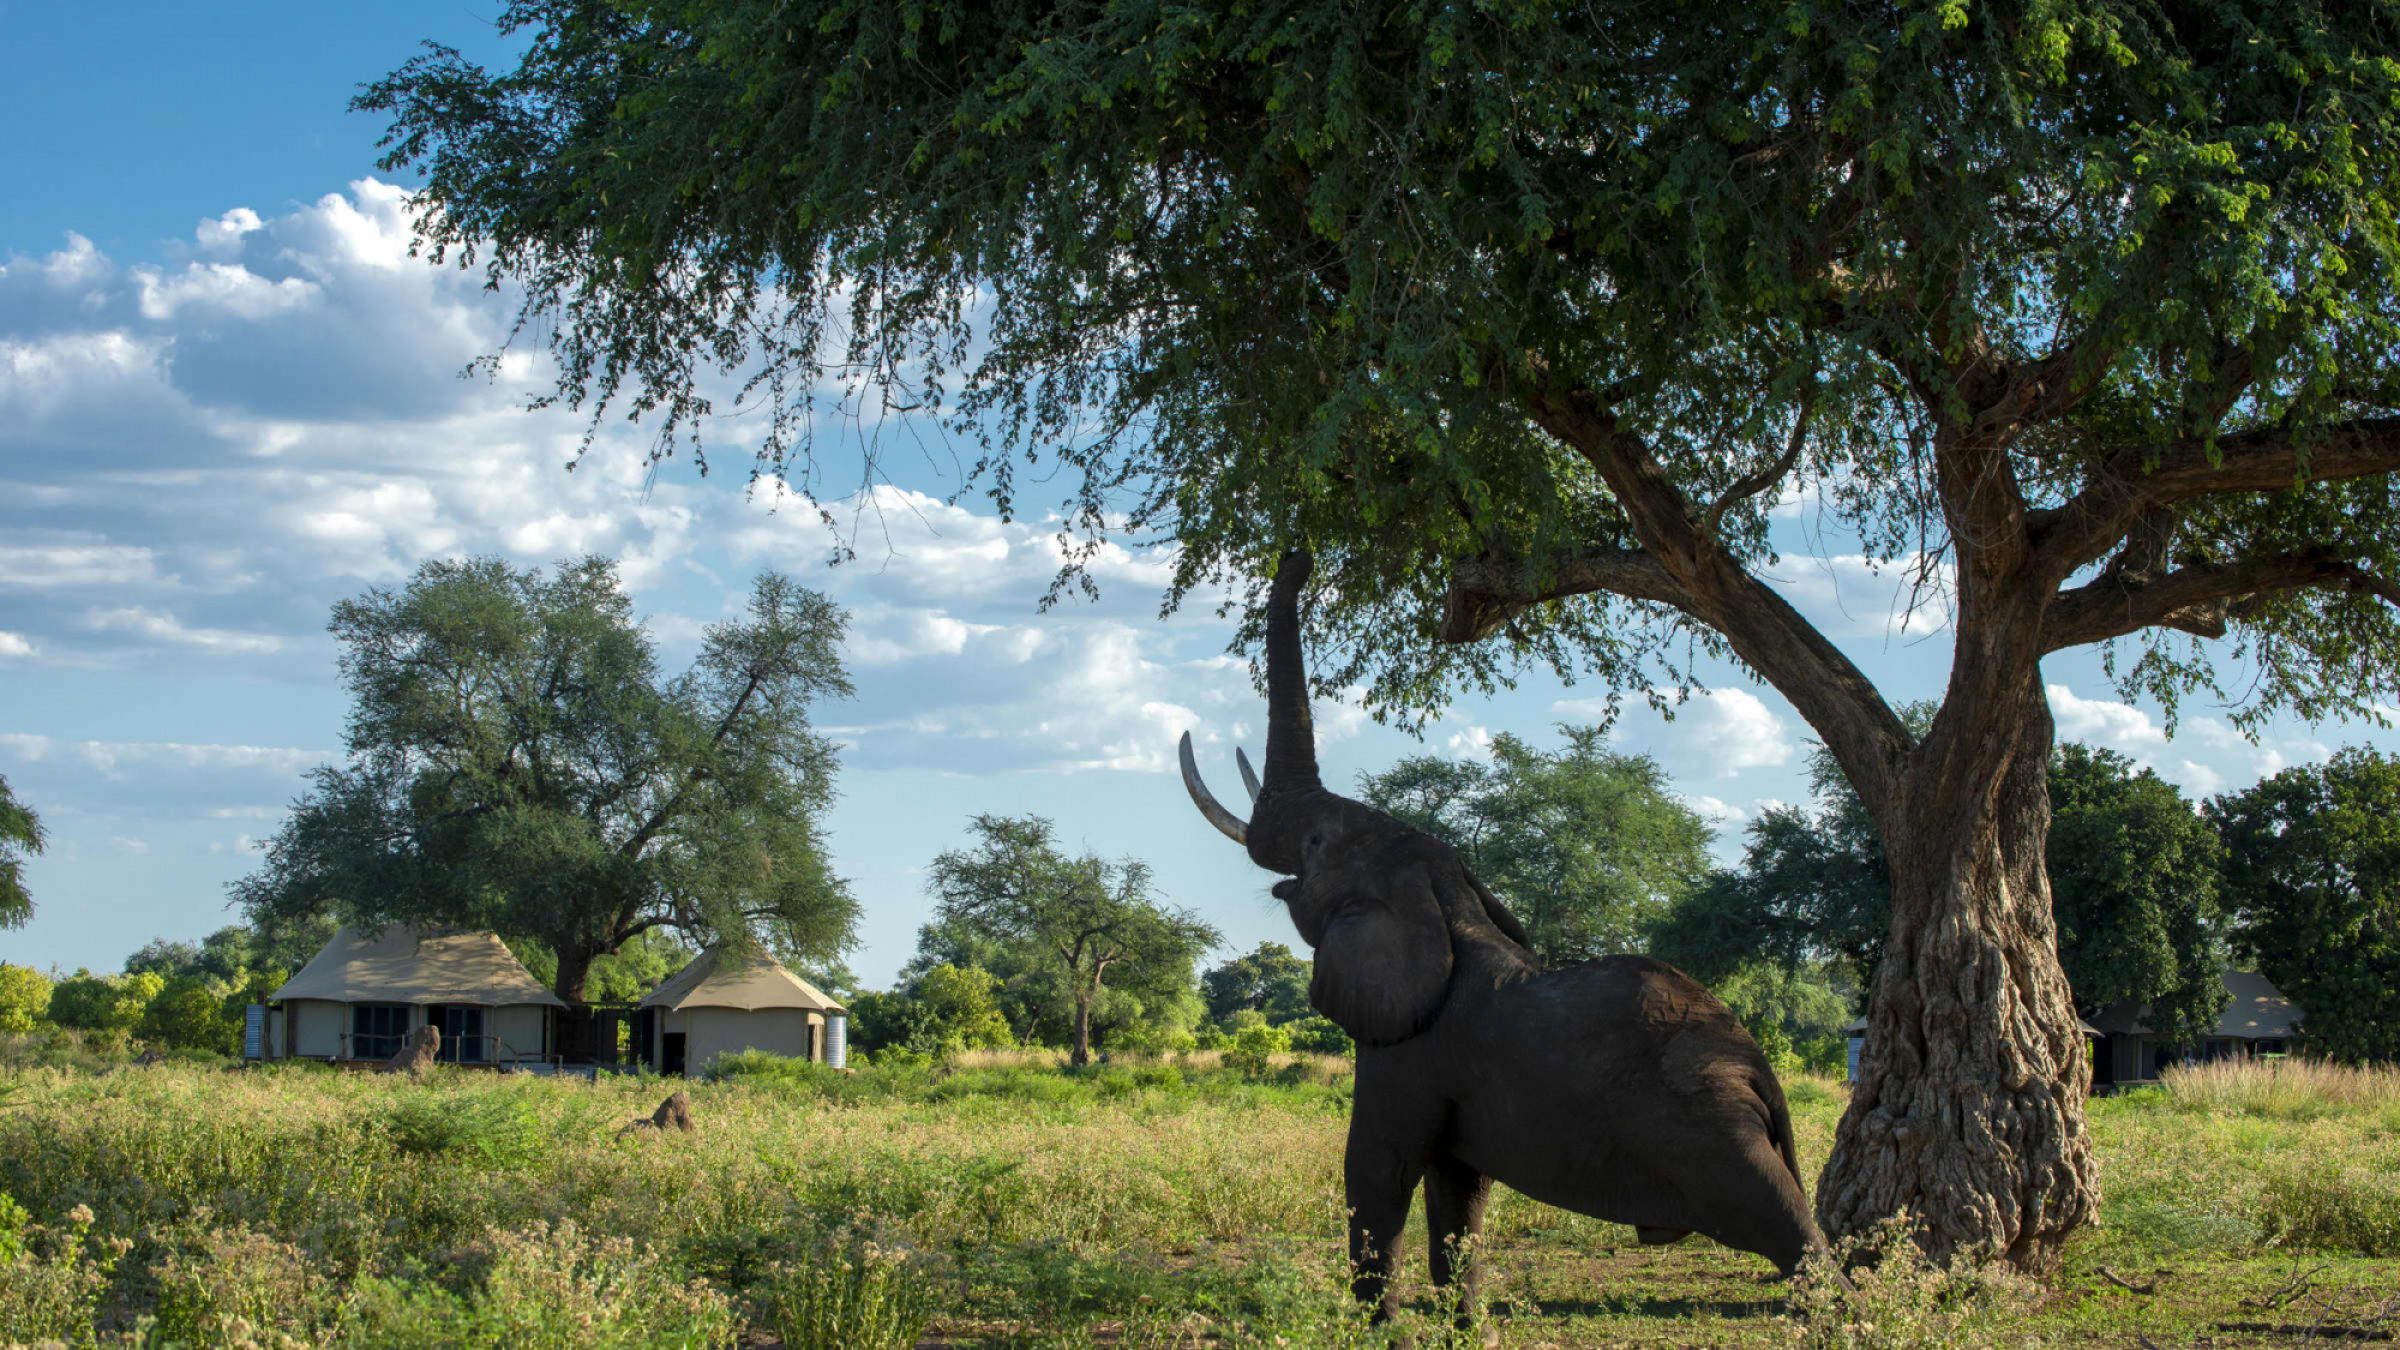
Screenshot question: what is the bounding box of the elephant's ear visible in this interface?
[1309,864,1452,1046]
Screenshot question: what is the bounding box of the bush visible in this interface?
[336,1222,738,1349]
[0,1196,126,1347]
[2259,1165,2400,1256]
[0,965,48,1033]
[754,1231,937,1350]
[152,1219,335,1347]
[44,968,159,1032]
[138,972,237,1053]
[1223,1021,1292,1079]
[1784,1213,2038,1349]
[1284,1015,1353,1056]
[383,1090,547,1168]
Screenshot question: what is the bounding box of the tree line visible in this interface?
[2,558,2392,1070]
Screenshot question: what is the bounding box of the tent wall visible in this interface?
[291,1001,345,1058]
[489,1005,547,1061]
[657,1007,821,1075]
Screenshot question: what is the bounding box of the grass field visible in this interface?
[0,1044,2395,1347]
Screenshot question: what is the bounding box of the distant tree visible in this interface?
[0,774,42,930]
[926,815,1218,1066]
[0,964,49,1033]
[1655,741,2227,1042]
[138,974,240,1054]
[1199,942,1312,1025]
[2211,749,2400,1064]
[1359,728,1714,963]
[234,557,859,1006]
[512,929,695,1006]
[910,964,1017,1054]
[124,939,204,980]
[46,970,162,1033]
[1284,1014,1354,1057]
[2047,746,2229,1046]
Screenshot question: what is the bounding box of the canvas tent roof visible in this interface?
[2086,969,2301,1039]
[639,945,846,1013]
[267,927,567,1008]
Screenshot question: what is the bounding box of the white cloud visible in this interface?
[1558,685,1795,778]
[0,540,158,588]
[2043,683,2331,798]
[1446,725,1495,761]
[81,606,282,656]
[1679,793,1749,827]
[0,631,33,660]
[107,836,150,856]
[195,207,264,255]
[133,262,317,321]
[0,732,328,778]
[1768,553,1954,640]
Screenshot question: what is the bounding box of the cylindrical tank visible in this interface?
[825,1012,848,1069]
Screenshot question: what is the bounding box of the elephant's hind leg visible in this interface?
[1425,1154,1498,1345]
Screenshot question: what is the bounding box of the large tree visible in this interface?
[925,815,1217,1065]
[1199,941,1314,1026]
[2210,748,2400,1064]
[0,773,42,931]
[1359,728,1713,964]
[235,556,858,1006]
[365,1,2400,1264]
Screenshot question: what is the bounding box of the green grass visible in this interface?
[0,1052,2394,1345]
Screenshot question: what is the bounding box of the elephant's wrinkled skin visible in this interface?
[1180,551,1823,1324]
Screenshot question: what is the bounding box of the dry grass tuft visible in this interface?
[2158,1057,2400,1119]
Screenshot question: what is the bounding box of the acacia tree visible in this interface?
[0,773,43,930]
[1359,729,1714,964]
[926,815,1217,1066]
[236,556,859,1007]
[366,2,2400,1264]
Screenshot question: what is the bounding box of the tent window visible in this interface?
[352,1004,407,1060]
[433,1006,486,1063]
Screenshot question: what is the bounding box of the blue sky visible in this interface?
[4,7,2392,988]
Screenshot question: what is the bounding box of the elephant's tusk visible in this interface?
[1178,731,1249,845]
[1235,747,1262,804]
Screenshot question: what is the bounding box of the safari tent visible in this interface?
[2088,969,2303,1088]
[636,945,848,1076]
[260,926,566,1067]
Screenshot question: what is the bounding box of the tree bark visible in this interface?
[1815,681,2099,1270]
[1070,992,1093,1068]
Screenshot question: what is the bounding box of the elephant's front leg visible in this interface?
[1424,1153,1496,1344]
[1344,1130,1426,1322]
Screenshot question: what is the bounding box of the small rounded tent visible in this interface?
[636,945,847,1076]
[262,926,566,1066]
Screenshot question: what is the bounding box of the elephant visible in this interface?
[1178,550,1826,1328]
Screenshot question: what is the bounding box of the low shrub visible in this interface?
[382,1087,547,1168]
[752,1231,937,1350]
[335,1221,738,1348]
[1223,1022,1292,1079]
[0,1195,126,1347]
[2161,1058,2400,1120]
[1784,1213,2039,1349]
[2258,1165,2400,1256]
[151,1218,336,1348]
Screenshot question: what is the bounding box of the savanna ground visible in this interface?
[0,1042,2394,1348]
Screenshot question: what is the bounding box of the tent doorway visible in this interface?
[429,1005,487,1063]
[662,1032,687,1077]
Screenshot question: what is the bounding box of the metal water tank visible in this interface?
[824,1012,848,1069]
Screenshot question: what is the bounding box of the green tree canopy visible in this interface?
[0,774,43,931]
[0,965,49,1034]
[45,970,162,1034]
[365,0,2400,1262]
[1360,728,1713,964]
[924,815,1218,1065]
[1198,942,1313,1026]
[2210,748,2400,1064]
[234,556,859,1005]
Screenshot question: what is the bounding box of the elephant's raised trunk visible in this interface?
[1261,550,1321,794]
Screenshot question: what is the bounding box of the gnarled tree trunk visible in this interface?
[1816,681,2099,1270]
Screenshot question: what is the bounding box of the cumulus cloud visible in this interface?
[82,606,283,656]
[1446,724,1495,761]
[0,540,158,588]
[2044,683,2330,798]
[1766,552,1954,640]
[132,262,317,321]
[0,732,329,778]
[1557,685,1796,778]
[0,631,32,660]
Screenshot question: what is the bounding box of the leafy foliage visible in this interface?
[849,963,1017,1061]
[234,557,858,1003]
[0,775,41,931]
[43,969,163,1034]
[1359,729,1714,964]
[924,815,1218,1064]
[1198,942,1312,1026]
[2211,748,2400,1063]
[0,967,48,1035]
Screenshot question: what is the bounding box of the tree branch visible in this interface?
[2045,550,2400,650]
[2039,417,2400,575]
[1468,368,1915,817]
